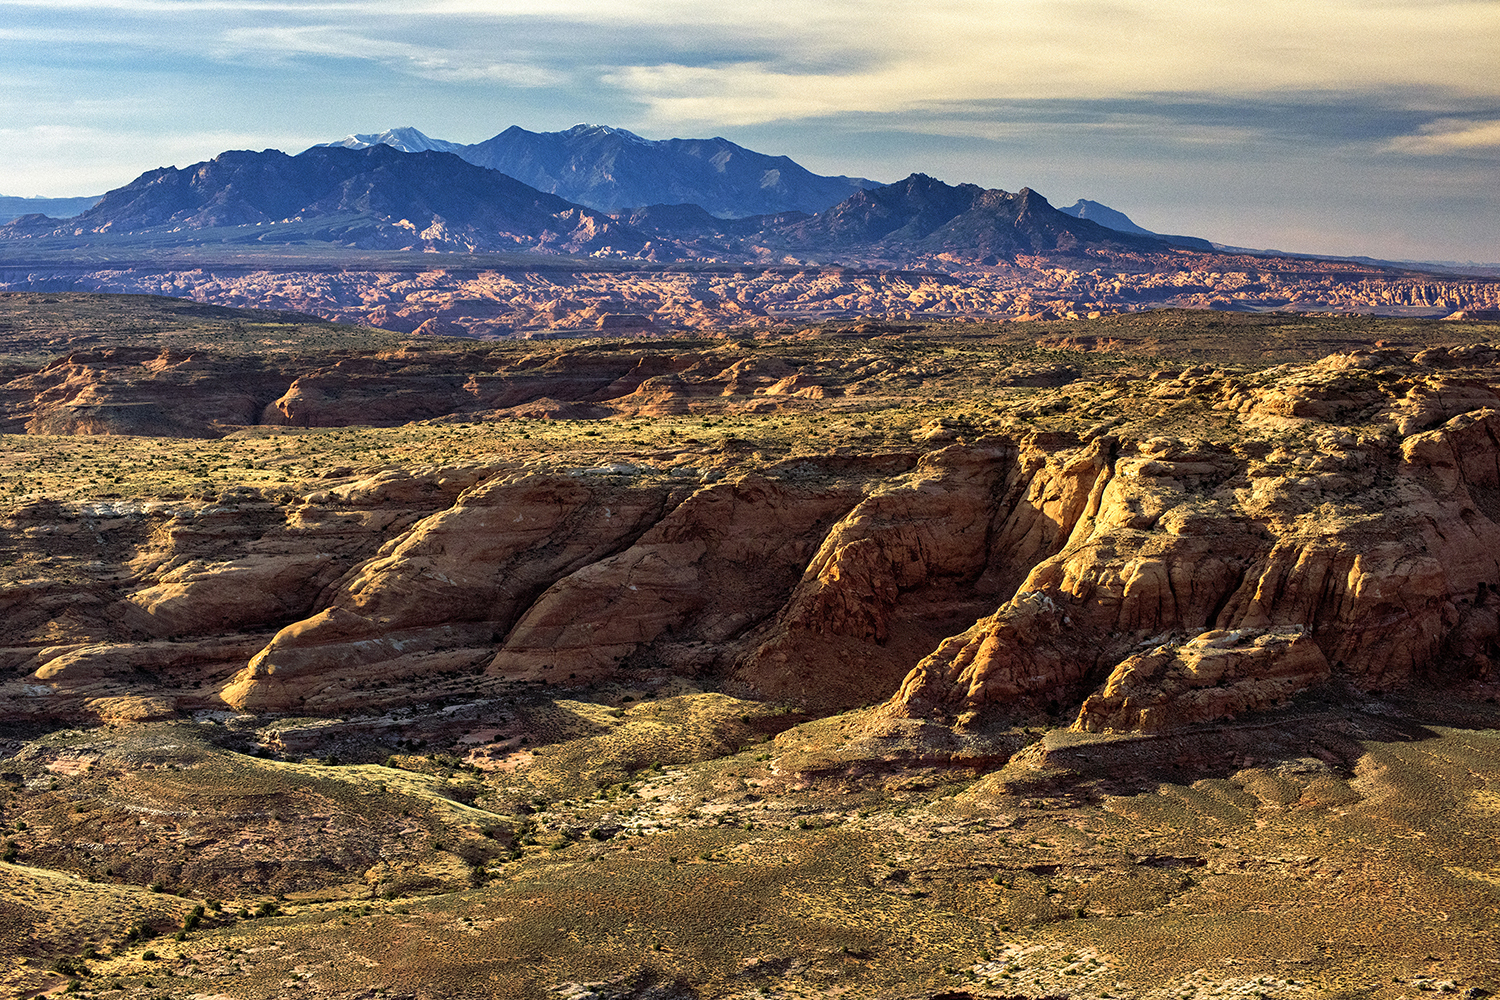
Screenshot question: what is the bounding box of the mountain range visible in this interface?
[0,193,102,223]
[0,145,647,255]
[0,141,1205,267]
[320,124,881,219]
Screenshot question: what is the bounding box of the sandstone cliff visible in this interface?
[5,342,1500,735]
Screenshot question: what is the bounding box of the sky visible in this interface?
[1,0,1497,262]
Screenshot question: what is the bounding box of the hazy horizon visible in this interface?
[2,0,1496,262]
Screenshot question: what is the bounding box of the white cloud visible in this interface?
[603,0,1500,129]
[1387,118,1500,155]
[8,0,1498,113]
[216,25,565,85]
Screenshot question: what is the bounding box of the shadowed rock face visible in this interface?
[456,124,880,218]
[0,145,646,255]
[6,345,1500,734]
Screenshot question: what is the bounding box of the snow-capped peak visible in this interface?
[562,123,657,147]
[317,127,468,155]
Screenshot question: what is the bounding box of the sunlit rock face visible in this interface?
[7,346,1500,735]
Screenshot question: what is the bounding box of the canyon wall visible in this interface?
[5,346,1500,734]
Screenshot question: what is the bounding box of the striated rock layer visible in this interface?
[5,346,1500,732]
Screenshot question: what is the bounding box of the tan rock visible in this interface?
[122,553,339,636]
[489,474,855,683]
[889,407,1500,726]
[1071,627,1330,733]
[34,638,266,684]
[221,472,684,710]
[892,590,1102,720]
[734,441,1028,709]
[219,608,490,712]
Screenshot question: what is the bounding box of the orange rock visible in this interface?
[1071,627,1330,733]
[489,474,856,683]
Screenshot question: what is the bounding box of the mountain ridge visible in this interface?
[319,123,882,219]
[0,147,1189,267]
[0,145,650,256]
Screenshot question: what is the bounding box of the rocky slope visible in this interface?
[6,333,1500,738]
[0,145,647,255]
[323,123,881,218]
[6,302,1500,1000]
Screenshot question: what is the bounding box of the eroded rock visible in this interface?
[1071,627,1331,733]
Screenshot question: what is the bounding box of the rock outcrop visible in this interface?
[1071,627,1330,732]
[886,382,1500,731]
[220,472,684,711]
[7,345,1500,733]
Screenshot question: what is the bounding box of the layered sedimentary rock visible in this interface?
[889,374,1500,731]
[6,346,1500,732]
[1070,627,1331,733]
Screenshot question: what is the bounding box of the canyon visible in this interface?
[2,294,1499,998]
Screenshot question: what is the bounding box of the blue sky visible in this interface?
[1,0,1497,261]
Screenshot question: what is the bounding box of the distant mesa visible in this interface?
[0,193,103,225]
[1059,197,1213,251]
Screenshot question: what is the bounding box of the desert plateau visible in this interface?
[1,283,1499,999]
[4,21,1500,983]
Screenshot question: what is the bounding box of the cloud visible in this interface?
[217,25,565,86]
[1,0,1497,260]
[1387,118,1500,155]
[594,0,1500,129]
[7,0,1498,114]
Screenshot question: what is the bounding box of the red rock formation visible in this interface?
[887,384,1500,731]
[9,348,1500,734]
[1071,627,1330,733]
[489,474,856,683]
[220,472,683,711]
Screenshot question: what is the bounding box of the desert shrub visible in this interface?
[52,956,88,976]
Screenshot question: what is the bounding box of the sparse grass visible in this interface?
[9,708,1496,999]
[3,296,1500,998]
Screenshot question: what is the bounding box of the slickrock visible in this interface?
[12,637,268,721]
[218,607,492,712]
[9,338,1500,734]
[732,443,1018,708]
[1071,626,1331,732]
[221,472,683,711]
[490,474,856,683]
[122,552,341,636]
[886,387,1500,730]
